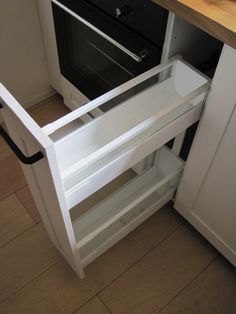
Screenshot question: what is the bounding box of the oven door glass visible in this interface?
[52,1,162,100]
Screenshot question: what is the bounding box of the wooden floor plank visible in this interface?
[158,256,236,314]
[0,135,12,161]
[0,154,26,201]
[1,98,235,313]
[0,194,34,247]
[0,223,61,303]
[74,297,110,314]
[16,185,41,223]
[0,205,183,313]
[28,94,69,127]
[99,224,217,314]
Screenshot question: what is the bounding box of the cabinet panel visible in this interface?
[175,45,236,266]
[188,105,236,265]
[0,57,209,278]
[37,0,62,93]
[175,45,236,213]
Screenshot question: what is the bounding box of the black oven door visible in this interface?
[52,0,163,100]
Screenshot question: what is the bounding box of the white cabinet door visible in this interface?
[189,105,236,266]
[175,45,236,267]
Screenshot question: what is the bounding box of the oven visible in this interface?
[51,0,168,100]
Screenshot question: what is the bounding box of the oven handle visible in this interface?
[52,0,145,63]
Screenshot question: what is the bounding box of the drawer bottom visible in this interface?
[71,146,184,267]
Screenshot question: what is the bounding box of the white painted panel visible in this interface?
[0,0,53,107]
[0,84,51,148]
[175,45,236,267]
[175,45,236,213]
[1,83,85,278]
[190,105,236,265]
[61,76,89,110]
[37,0,62,94]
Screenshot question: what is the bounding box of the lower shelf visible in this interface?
[80,190,175,266]
[71,146,184,266]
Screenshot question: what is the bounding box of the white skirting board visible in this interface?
[21,88,57,109]
[0,87,56,123]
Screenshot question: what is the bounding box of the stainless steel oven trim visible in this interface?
[52,0,143,63]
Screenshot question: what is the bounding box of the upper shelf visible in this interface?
[152,0,236,49]
[51,58,209,209]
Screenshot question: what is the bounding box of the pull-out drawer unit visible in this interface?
[0,57,210,278]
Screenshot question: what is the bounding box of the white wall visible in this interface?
[0,0,54,108]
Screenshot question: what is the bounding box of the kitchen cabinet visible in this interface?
[1,0,235,279]
[153,0,236,268]
[0,56,209,278]
[184,103,236,265]
[175,45,236,266]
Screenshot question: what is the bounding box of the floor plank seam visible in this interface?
[97,221,185,297]
[14,189,40,224]
[0,223,37,250]
[0,181,27,203]
[155,253,219,314]
[14,184,28,195]
[0,188,19,203]
[97,294,113,313]
[27,94,61,113]
[71,294,113,314]
[67,221,185,314]
[70,295,96,314]
[0,257,63,306]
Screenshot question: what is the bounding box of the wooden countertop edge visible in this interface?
[152,0,236,49]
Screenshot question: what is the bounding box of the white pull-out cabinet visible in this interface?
[0,57,209,278]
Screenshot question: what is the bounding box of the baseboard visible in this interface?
[0,87,57,123]
[22,87,57,109]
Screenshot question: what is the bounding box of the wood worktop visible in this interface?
[152,0,236,49]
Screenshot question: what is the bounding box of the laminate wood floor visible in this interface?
[0,95,235,314]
